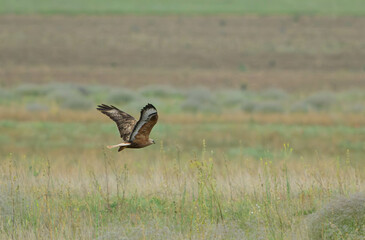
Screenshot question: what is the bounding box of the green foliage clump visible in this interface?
[307,193,365,240]
[61,95,92,110]
[242,101,284,113]
[346,103,365,113]
[46,84,82,100]
[48,89,76,103]
[304,91,336,111]
[0,88,14,102]
[241,101,256,113]
[253,101,284,113]
[219,90,247,106]
[290,101,310,113]
[181,88,219,113]
[14,84,47,97]
[260,88,288,100]
[45,85,91,110]
[25,102,49,112]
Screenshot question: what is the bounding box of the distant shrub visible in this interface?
[45,83,95,96]
[14,84,47,97]
[261,88,287,100]
[346,103,365,113]
[239,64,247,72]
[0,88,14,102]
[254,101,284,113]
[307,193,365,240]
[240,82,248,91]
[182,99,219,113]
[75,85,91,96]
[290,101,310,113]
[84,85,111,95]
[47,88,79,103]
[106,89,140,104]
[220,90,245,106]
[304,91,335,110]
[61,95,92,110]
[181,88,219,113]
[49,88,92,110]
[339,89,365,101]
[139,85,181,98]
[26,103,49,112]
[186,88,215,103]
[241,101,256,113]
[242,101,284,113]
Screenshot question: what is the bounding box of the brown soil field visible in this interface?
[1,15,365,91]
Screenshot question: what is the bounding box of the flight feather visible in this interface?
[96,104,137,142]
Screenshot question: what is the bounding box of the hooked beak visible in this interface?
[152,140,156,144]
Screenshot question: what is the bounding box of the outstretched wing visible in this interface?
[129,103,158,144]
[97,104,137,142]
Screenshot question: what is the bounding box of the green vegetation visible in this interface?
[0,83,364,238]
[1,84,365,114]
[1,119,365,161]
[1,0,365,15]
[307,193,365,239]
[0,136,363,239]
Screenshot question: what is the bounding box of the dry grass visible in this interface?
[0,98,364,238]
[0,93,364,238]
[0,100,364,238]
[0,143,363,239]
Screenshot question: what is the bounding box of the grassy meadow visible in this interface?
[0,84,364,239]
[1,0,365,239]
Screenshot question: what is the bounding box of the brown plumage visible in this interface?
[97,103,158,152]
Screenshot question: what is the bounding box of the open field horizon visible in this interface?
[1,15,365,91]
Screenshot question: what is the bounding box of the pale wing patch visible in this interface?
[129,107,157,141]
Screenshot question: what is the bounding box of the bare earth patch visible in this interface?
[1,15,365,91]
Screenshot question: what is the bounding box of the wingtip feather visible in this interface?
[97,104,114,111]
[141,103,156,113]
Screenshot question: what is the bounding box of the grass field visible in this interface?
[0,84,364,239]
[1,0,365,15]
[1,1,365,239]
[1,116,364,239]
[0,117,364,239]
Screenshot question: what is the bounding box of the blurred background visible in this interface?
[0,0,364,162]
[0,1,364,239]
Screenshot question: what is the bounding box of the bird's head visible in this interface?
[149,139,156,145]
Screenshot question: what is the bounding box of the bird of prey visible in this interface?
[97,103,158,152]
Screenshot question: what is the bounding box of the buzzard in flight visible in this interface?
[97,103,158,152]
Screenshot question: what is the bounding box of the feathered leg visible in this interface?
[107,142,131,149]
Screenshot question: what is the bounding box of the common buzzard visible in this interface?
[97,103,158,152]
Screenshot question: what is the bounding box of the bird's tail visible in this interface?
[118,146,126,152]
[107,142,131,149]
